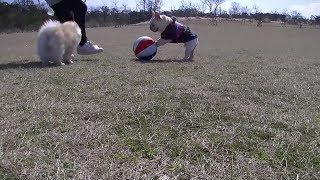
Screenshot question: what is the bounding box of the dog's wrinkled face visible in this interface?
[149,11,160,32]
[149,11,172,33]
[149,21,158,32]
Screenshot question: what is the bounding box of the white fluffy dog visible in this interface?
[37,20,81,66]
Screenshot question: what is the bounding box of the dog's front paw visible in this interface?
[63,60,74,65]
[70,54,76,61]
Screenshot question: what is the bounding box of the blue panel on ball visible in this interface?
[138,52,156,61]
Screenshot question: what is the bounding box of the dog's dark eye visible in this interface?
[151,24,154,27]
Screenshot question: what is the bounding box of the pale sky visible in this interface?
[4,0,320,18]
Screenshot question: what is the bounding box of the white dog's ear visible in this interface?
[152,11,161,21]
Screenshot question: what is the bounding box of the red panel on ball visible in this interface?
[134,39,155,55]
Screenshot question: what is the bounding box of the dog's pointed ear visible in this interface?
[152,11,161,21]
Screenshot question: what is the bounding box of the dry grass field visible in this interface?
[0,20,319,179]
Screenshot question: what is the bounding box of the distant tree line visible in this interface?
[0,1,47,32]
[0,0,319,33]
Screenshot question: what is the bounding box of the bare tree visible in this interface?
[201,0,224,25]
[257,20,262,27]
[310,15,320,26]
[241,6,250,15]
[271,9,278,14]
[201,0,213,13]
[290,10,303,27]
[139,0,147,11]
[252,4,260,14]
[111,0,118,10]
[310,15,316,26]
[134,0,139,11]
[212,0,224,16]
[240,6,250,24]
[180,0,187,10]
[121,3,128,12]
[229,2,241,16]
[211,0,225,25]
[155,0,163,11]
[290,10,302,19]
[201,0,224,15]
[282,8,289,15]
[146,0,162,12]
[196,2,207,13]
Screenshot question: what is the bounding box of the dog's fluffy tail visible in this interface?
[38,20,63,50]
[39,20,61,31]
[37,20,65,64]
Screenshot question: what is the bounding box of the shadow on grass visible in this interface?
[0,58,100,70]
[80,58,100,62]
[0,60,42,70]
[132,59,193,63]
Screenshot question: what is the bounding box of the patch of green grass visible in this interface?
[124,138,157,159]
[83,138,102,149]
[246,129,275,141]
[167,141,210,165]
[167,163,186,175]
[45,151,60,164]
[228,139,258,155]
[112,152,137,164]
[167,127,179,139]
[124,112,152,132]
[17,126,41,139]
[178,93,194,111]
[61,160,74,170]
[0,167,18,180]
[255,149,270,161]
[167,144,187,159]
[131,79,151,86]
[297,127,319,140]
[271,121,289,130]
[188,143,211,165]
[17,120,66,140]
[317,115,320,123]
[209,132,225,145]
[275,144,320,176]
[311,156,320,169]
[201,105,241,126]
[58,125,71,133]
[37,137,57,149]
[153,105,168,117]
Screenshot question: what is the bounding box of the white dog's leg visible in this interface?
[183,38,198,61]
[62,48,74,64]
[56,61,65,66]
[156,38,172,47]
[70,54,75,61]
[53,55,65,66]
